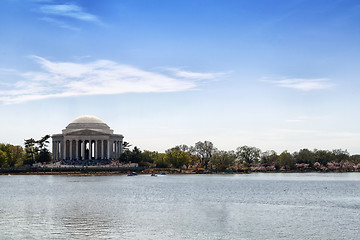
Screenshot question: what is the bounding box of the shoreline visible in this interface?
[1,167,359,176]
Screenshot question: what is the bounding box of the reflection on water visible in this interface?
[1,173,360,239]
[61,207,111,238]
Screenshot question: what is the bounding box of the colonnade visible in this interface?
[52,139,122,162]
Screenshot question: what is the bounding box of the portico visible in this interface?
[52,116,123,164]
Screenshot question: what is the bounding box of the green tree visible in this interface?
[139,150,159,167]
[0,149,7,167]
[279,151,296,170]
[236,145,261,164]
[122,141,132,151]
[314,149,334,165]
[119,146,142,163]
[154,153,169,168]
[7,145,25,167]
[24,138,38,165]
[261,150,279,165]
[119,149,132,163]
[0,143,11,156]
[210,150,236,170]
[37,135,52,163]
[332,149,350,162]
[141,150,157,164]
[37,150,52,163]
[0,144,23,167]
[166,149,191,168]
[350,155,360,164]
[171,144,190,152]
[37,135,50,150]
[191,141,217,168]
[187,153,199,168]
[294,148,315,166]
[130,146,142,163]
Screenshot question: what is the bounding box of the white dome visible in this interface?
[63,115,113,135]
[70,115,105,124]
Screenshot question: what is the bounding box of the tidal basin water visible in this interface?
[1,173,359,239]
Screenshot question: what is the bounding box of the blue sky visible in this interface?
[0,0,359,154]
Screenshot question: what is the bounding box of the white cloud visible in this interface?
[34,2,101,29]
[165,67,226,80]
[39,4,99,23]
[263,78,334,91]
[0,56,222,104]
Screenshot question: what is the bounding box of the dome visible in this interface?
[62,115,113,135]
[71,115,105,124]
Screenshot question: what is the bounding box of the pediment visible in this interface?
[65,129,109,136]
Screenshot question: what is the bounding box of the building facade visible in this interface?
[52,116,124,164]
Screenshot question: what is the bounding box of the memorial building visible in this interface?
[52,115,124,165]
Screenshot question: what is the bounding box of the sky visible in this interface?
[0,0,359,154]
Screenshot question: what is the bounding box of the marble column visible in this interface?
[76,140,79,160]
[81,140,85,159]
[93,140,96,159]
[70,140,73,160]
[59,141,61,160]
[107,140,110,159]
[117,141,121,158]
[101,140,105,159]
[114,141,117,160]
[94,140,97,160]
[55,142,58,161]
[64,140,66,160]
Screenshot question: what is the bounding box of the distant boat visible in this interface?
[160,173,166,175]
[151,174,157,177]
[127,172,137,176]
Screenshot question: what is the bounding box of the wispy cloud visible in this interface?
[286,116,312,123]
[39,3,99,22]
[262,77,334,91]
[34,1,101,29]
[39,17,80,30]
[164,67,226,80]
[0,56,222,104]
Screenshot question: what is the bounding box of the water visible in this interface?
[0,173,359,239]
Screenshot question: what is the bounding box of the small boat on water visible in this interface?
[151,174,157,177]
[127,172,137,176]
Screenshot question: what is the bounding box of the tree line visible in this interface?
[0,135,51,168]
[1,138,360,172]
[119,141,360,172]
